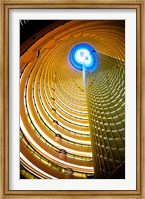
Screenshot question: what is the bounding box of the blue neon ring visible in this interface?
[69,43,98,72]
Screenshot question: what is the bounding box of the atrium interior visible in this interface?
[20,20,125,179]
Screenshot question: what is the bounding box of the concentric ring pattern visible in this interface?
[20,20,125,179]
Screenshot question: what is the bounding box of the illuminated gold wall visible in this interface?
[86,53,125,179]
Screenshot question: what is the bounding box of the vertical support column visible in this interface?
[82,66,86,86]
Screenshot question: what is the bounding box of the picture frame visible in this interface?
[0,0,144,198]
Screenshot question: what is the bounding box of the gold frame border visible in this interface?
[0,0,144,198]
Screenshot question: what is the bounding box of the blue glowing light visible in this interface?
[69,43,98,72]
